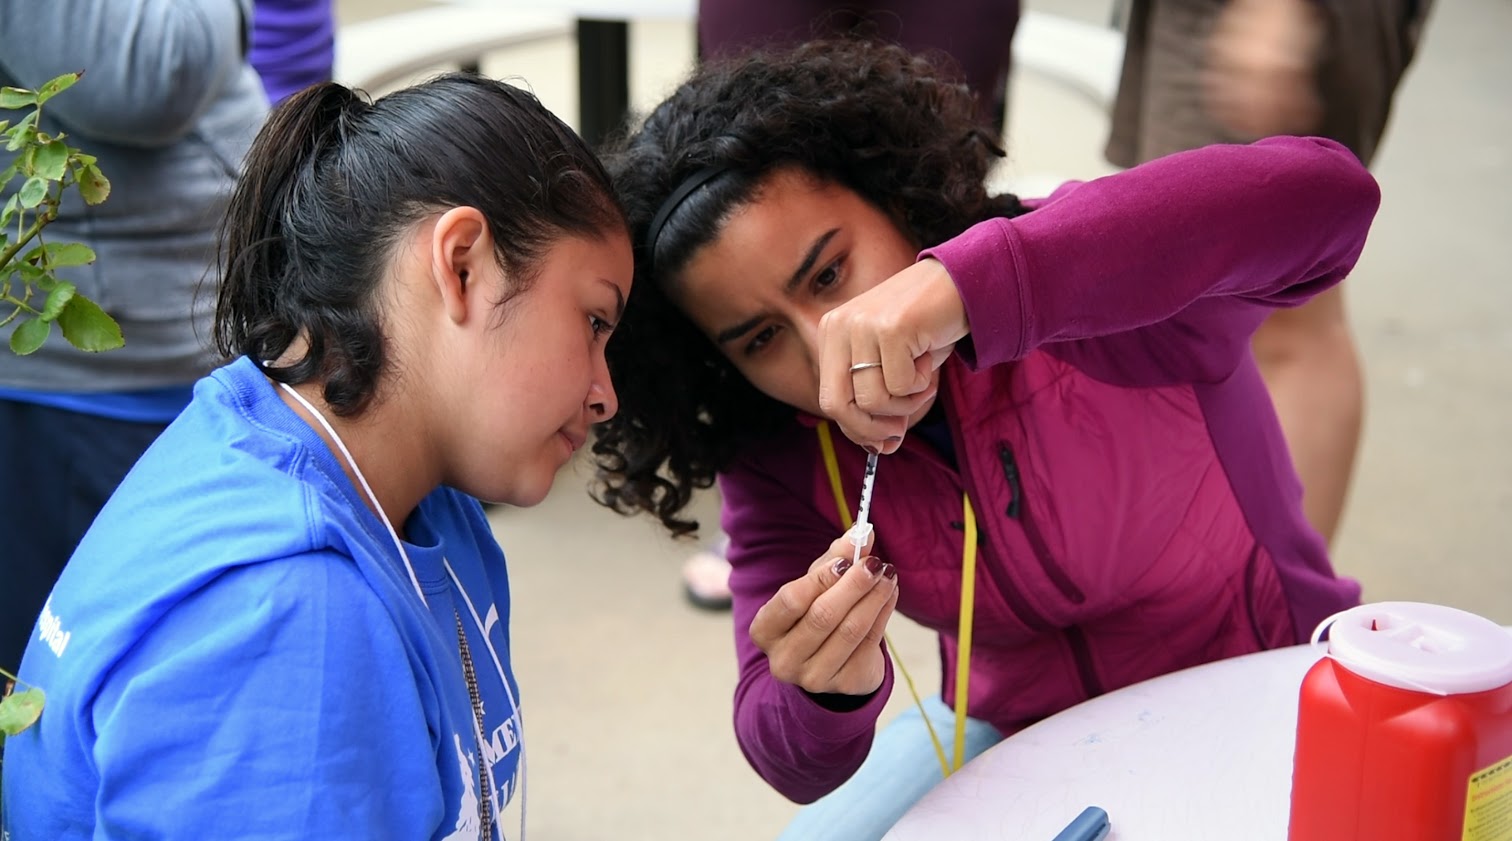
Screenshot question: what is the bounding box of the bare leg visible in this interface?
[1251,285,1363,546]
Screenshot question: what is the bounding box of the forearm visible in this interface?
[733,652,893,803]
[719,447,899,800]
[931,136,1380,372]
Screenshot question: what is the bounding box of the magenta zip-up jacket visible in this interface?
[717,137,1380,803]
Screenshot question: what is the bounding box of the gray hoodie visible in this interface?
[0,0,268,391]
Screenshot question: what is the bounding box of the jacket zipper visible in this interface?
[970,512,1055,633]
[936,407,1055,634]
[1241,542,1271,646]
[997,443,1085,604]
[1063,625,1105,697]
[998,441,1101,699]
[935,379,1098,701]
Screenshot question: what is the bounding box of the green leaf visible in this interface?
[4,111,37,151]
[0,120,9,134]
[41,281,75,321]
[9,316,50,354]
[77,163,110,205]
[1,194,18,229]
[17,176,47,208]
[73,152,96,166]
[34,139,68,180]
[0,87,36,110]
[44,242,95,268]
[15,260,44,285]
[15,145,35,176]
[36,73,80,105]
[57,295,123,352]
[0,686,45,735]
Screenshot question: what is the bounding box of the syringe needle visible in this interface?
[851,452,878,564]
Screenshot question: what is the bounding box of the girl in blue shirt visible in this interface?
[3,73,632,840]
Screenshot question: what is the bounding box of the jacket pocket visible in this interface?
[998,442,1085,605]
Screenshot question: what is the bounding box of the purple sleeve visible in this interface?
[718,445,895,804]
[923,136,1381,385]
[249,0,335,105]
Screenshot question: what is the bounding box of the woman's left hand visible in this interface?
[817,258,969,453]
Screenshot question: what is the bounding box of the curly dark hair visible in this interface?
[591,39,1028,536]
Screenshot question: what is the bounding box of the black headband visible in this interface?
[643,166,731,262]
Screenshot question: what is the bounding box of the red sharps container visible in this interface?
[1289,602,1512,841]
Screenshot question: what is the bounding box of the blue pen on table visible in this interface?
[1051,806,1110,841]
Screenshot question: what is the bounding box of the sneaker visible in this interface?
[681,547,733,611]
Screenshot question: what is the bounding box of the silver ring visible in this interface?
[848,361,884,374]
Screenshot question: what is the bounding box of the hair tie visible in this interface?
[643,166,730,261]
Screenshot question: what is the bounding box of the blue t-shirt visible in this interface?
[2,356,523,839]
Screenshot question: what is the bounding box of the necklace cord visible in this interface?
[276,380,511,836]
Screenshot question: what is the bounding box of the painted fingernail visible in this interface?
[864,556,885,577]
[831,557,853,577]
[882,563,897,580]
[863,445,879,455]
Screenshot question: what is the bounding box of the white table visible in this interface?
[884,644,1325,840]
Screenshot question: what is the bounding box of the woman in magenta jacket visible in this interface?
[592,40,1379,840]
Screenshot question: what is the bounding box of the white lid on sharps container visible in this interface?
[1313,602,1512,696]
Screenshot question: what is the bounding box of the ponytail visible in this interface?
[214,83,376,409]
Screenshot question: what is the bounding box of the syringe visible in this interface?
[849,452,879,565]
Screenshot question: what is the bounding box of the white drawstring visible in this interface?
[278,381,429,607]
[277,379,521,837]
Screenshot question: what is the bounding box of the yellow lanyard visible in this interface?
[817,421,978,777]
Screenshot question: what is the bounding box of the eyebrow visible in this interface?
[598,278,625,322]
[714,228,840,346]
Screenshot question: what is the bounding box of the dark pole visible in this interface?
[576,18,631,147]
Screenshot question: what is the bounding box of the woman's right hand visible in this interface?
[816,257,967,454]
[749,532,899,697]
